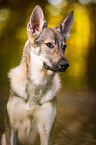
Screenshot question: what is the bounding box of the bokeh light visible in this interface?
[79,0,91,5]
[48,0,63,5]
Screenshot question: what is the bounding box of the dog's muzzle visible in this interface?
[43,58,69,72]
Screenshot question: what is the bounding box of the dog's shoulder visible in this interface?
[8,64,27,99]
[8,40,31,99]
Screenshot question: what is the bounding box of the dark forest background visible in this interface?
[0,0,96,145]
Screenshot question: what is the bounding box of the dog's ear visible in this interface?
[54,11,74,39]
[27,5,47,42]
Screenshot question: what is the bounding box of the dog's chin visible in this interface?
[43,63,67,72]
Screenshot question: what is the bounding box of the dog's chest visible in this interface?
[27,78,52,103]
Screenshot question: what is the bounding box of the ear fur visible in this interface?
[27,5,47,43]
[54,11,74,39]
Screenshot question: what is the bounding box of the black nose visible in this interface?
[58,59,69,71]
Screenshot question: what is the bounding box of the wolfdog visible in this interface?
[1,5,73,145]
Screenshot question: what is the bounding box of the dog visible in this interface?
[1,5,73,145]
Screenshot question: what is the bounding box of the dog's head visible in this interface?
[27,5,73,72]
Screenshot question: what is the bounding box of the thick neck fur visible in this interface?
[8,40,60,104]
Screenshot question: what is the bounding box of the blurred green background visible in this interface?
[0,0,96,145]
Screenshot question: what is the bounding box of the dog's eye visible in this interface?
[63,44,67,52]
[45,43,54,48]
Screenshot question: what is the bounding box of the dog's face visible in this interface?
[27,5,73,72]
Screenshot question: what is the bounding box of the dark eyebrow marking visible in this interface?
[62,44,67,53]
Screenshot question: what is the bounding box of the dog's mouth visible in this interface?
[43,62,69,72]
[43,63,57,72]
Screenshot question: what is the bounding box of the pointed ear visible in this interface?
[54,11,74,39]
[27,5,47,41]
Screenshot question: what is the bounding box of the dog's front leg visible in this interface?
[36,102,56,145]
[10,129,17,145]
[38,128,50,145]
[38,119,55,145]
